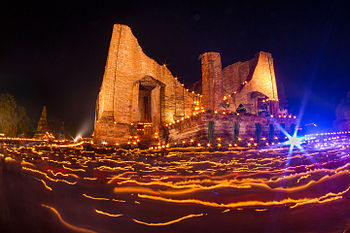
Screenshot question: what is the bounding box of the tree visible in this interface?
[17,106,31,137]
[0,93,31,137]
[0,93,17,136]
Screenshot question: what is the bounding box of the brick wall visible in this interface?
[222,52,279,114]
[169,113,296,145]
[200,52,224,111]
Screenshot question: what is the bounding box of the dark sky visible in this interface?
[1,0,349,136]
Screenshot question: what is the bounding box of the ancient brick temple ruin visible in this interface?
[34,106,54,140]
[94,24,295,145]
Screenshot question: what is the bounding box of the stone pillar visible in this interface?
[270,101,279,116]
[131,81,140,122]
[151,85,161,131]
[200,52,224,111]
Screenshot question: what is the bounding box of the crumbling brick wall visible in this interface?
[94,24,198,144]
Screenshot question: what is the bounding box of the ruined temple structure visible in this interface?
[199,51,279,115]
[34,106,54,140]
[94,24,198,144]
[94,24,295,145]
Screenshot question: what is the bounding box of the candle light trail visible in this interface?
[2,133,350,232]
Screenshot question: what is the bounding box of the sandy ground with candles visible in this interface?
[1,136,350,233]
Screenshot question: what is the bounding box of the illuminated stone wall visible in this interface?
[169,113,296,144]
[94,25,283,145]
[201,51,279,115]
[94,24,198,144]
[222,51,279,114]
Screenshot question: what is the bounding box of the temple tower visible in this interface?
[33,106,51,139]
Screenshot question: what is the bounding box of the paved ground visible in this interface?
[1,136,350,233]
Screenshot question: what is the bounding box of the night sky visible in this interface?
[1,0,349,137]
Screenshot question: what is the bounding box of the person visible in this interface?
[160,125,170,145]
[159,125,170,156]
[0,144,6,173]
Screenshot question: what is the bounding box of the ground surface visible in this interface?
[1,136,350,233]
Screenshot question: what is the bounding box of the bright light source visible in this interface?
[74,135,82,142]
[286,135,304,148]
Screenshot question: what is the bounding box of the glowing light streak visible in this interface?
[21,160,35,167]
[138,183,350,209]
[41,204,97,233]
[112,198,126,203]
[36,178,53,191]
[50,141,85,148]
[82,194,109,201]
[22,167,77,185]
[297,174,311,183]
[6,134,350,229]
[83,177,98,181]
[96,165,132,172]
[132,213,204,226]
[4,157,16,162]
[94,209,123,218]
[48,170,79,179]
[62,165,86,172]
[113,170,350,195]
[47,159,71,165]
